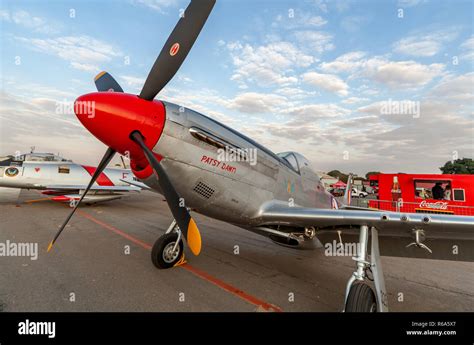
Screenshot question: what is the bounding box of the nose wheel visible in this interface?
[151,232,184,269]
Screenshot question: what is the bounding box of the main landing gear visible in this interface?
[151,219,186,269]
[344,225,388,312]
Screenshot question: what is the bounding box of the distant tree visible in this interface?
[439,158,474,174]
[365,171,381,179]
[327,170,352,183]
[327,170,342,178]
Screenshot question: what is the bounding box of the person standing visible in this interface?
[444,185,452,200]
[432,182,445,200]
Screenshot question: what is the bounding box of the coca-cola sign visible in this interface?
[419,200,448,210]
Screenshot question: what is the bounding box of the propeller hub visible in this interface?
[74,92,165,169]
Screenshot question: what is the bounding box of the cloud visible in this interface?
[119,75,146,92]
[0,10,9,21]
[320,51,367,73]
[460,36,474,61]
[397,0,427,8]
[371,61,444,88]
[1,78,77,100]
[428,72,474,102]
[358,100,472,165]
[15,35,122,72]
[302,72,349,96]
[313,0,329,13]
[304,16,328,27]
[70,62,100,72]
[0,91,112,166]
[226,41,314,87]
[356,100,420,122]
[130,0,179,13]
[307,95,472,174]
[262,122,323,141]
[321,53,444,88]
[275,87,317,100]
[293,31,334,54]
[158,86,236,124]
[273,13,327,29]
[0,10,59,34]
[312,0,351,13]
[227,92,287,114]
[340,16,369,32]
[257,103,351,142]
[283,103,350,122]
[332,115,380,128]
[342,97,369,105]
[393,29,459,57]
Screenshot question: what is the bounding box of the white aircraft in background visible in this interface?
[0,151,145,204]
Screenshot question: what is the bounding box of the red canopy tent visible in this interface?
[332,180,347,188]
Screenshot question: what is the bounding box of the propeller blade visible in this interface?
[139,0,216,101]
[120,155,127,169]
[130,131,201,255]
[47,147,116,252]
[94,71,124,92]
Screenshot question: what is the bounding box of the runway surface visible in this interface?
[0,190,473,312]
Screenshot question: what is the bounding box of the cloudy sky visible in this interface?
[0,0,473,176]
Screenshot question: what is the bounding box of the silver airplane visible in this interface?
[0,152,143,204]
[48,0,473,312]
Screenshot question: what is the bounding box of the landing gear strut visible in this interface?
[344,225,388,312]
[151,220,185,269]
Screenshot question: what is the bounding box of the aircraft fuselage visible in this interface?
[137,101,335,228]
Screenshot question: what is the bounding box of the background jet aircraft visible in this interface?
[47,0,473,312]
[0,151,144,204]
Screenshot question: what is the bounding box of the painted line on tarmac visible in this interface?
[181,264,282,312]
[76,209,283,312]
[24,198,53,203]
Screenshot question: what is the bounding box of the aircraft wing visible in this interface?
[255,202,474,261]
[51,194,122,204]
[339,204,378,211]
[45,184,141,192]
[119,179,153,190]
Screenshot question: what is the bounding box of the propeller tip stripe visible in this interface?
[187,218,201,256]
[47,241,53,253]
[94,71,107,81]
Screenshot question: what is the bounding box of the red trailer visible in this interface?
[368,173,474,216]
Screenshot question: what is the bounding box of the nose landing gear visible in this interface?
[151,220,186,269]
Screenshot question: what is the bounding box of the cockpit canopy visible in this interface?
[14,153,71,162]
[277,151,313,174]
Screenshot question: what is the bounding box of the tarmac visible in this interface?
[0,189,473,312]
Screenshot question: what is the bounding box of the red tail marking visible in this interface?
[82,166,114,186]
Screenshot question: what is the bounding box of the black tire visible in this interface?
[345,282,377,312]
[151,233,184,269]
[359,193,365,198]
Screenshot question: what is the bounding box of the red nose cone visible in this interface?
[74,92,165,167]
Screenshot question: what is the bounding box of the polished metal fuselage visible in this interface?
[140,101,334,229]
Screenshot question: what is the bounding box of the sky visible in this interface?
[0,0,473,176]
